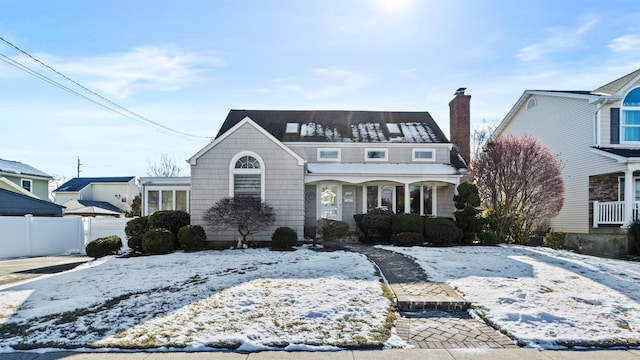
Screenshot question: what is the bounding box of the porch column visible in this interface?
[404,183,410,213]
[624,168,634,227]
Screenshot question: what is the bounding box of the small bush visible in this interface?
[125,216,149,252]
[391,232,424,247]
[271,227,298,249]
[85,235,122,258]
[545,231,567,250]
[142,228,175,255]
[629,220,640,256]
[317,219,349,241]
[392,213,423,235]
[362,208,395,243]
[177,225,206,252]
[478,231,500,245]
[149,210,190,249]
[424,217,463,246]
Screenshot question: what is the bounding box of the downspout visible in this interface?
[593,97,607,147]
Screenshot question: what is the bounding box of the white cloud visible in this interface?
[608,34,640,52]
[516,18,598,61]
[399,68,418,79]
[1,45,225,98]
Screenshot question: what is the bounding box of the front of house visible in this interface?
[188,90,471,243]
[494,68,640,254]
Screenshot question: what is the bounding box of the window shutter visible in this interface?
[611,107,620,144]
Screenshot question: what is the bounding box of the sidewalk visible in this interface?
[4,348,640,359]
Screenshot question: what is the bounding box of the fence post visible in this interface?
[593,201,599,228]
[24,215,33,256]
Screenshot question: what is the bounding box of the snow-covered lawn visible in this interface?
[0,247,396,352]
[381,244,640,349]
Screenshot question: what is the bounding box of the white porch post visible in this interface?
[624,168,634,227]
[404,183,410,214]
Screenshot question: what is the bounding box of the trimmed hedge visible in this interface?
[361,208,395,243]
[271,227,298,249]
[392,213,423,235]
[424,217,463,246]
[545,231,567,250]
[177,225,206,252]
[317,219,349,241]
[142,228,175,255]
[149,210,190,249]
[86,235,122,258]
[125,216,149,252]
[391,232,424,247]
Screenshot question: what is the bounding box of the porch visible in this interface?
[592,201,640,227]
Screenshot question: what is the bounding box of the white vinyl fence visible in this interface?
[0,215,129,259]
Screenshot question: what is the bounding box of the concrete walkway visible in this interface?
[0,256,91,286]
[4,348,640,359]
[342,243,516,350]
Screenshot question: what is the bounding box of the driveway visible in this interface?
[0,256,91,286]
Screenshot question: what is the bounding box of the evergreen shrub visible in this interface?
[391,232,424,247]
[142,228,175,255]
[177,225,206,252]
[125,216,149,252]
[85,235,122,258]
[424,217,463,246]
[271,227,298,249]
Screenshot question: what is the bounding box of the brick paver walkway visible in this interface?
[341,243,517,349]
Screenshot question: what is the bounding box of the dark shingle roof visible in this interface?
[217,110,450,143]
[54,177,135,192]
[0,158,52,179]
[77,200,124,213]
[0,188,64,217]
[594,147,640,158]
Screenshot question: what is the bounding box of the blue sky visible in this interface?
[1,0,640,182]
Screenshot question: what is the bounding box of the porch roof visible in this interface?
[591,147,640,163]
[307,162,459,175]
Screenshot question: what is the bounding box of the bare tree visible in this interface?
[202,197,276,244]
[471,119,499,160]
[469,135,564,242]
[147,153,182,177]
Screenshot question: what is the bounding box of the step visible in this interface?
[389,282,470,311]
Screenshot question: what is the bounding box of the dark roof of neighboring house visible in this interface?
[593,147,640,158]
[54,177,135,192]
[217,110,450,143]
[78,200,124,213]
[0,158,52,179]
[0,188,64,217]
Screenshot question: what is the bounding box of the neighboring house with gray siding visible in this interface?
[188,90,471,243]
[53,177,140,216]
[493,68,640,254]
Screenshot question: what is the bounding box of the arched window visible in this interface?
[622,87,640,142]
[526,97,537,110]
[230,152,264,201]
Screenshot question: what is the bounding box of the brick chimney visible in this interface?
[449,88,471,164]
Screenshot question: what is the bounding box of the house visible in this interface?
[53,177,140,216]
[0,158,64,216]
[139,177,191,216]
[0,158,53,200]
[493,68,640,255]
[188,90,471,244]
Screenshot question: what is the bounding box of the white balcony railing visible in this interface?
[593,201,640,227]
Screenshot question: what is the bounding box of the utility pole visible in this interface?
[77,157,82,178]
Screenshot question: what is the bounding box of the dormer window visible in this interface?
[622,88,640,143]
[285,122,299,134]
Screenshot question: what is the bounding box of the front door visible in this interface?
[319,183,341,220]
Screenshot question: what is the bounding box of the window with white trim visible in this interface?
[231,153,263,200]
[365,148,388,161]
[622,87,640,142]
[285,122,299,134]
[619,177,640,201]
[412,149,435,161]
[21,179,32,193]
[317,148,341,161]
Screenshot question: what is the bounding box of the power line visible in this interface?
[0,36,213,141]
